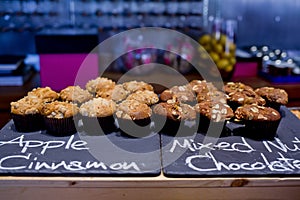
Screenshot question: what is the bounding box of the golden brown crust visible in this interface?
[235,104,281,121]
[116,100,151,120]
[60,86,93,104]
[85,77,115,96]
[10,96,44,115]
[122,81,153,93]
[111,84,129,102]
[79,97,116,117]
[27,87,59,102]
[41,101,79,119]
[255,87,288,105]
[126,90,159,105]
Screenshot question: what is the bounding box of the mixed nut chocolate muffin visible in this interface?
[234,104,281,140]
[255,87,288,110]
[224,82,265,110]
[152,99,197,135]
[160,85,196,104]
[195,101,234,135]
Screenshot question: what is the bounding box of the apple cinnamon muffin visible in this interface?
[41,101,79,136]
[60,86,93,105]
[79,97,117,134]
[10,96,45,132]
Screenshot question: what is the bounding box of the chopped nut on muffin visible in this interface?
[255,87,288,109]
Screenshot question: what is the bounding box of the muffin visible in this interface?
[41,101,79,136]
[111,84,130,102]
[189,80,218,95]
[60,86,93,105]
[195,101,234,135]
[126,90,159,106]
[79,97,117,134]
[152,99,197,136]
[122,80,154,93]
[10,96,45,132]
[227,90,266,110]
[223,82,254,94]
[27,87,59,103]
[85,77,116,98]
[255,87,288,110]
[196,90,227,104]
[234,104,281,140]
[160,85,196,104]
[115,99,152,138]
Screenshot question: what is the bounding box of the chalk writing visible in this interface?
[0,153,141,172]
[170,137,255,153]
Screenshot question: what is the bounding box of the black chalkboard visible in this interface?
[0,122,161,176]
[162,107,300,177]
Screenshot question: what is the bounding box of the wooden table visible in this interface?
[0,175,300,199]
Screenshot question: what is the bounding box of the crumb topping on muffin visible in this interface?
[195,101,234,122]
[27,87,59,102]
[60,86,93,104]
[116,100,152,120]
[11,96,44,115]
[122,81,153,93]
[255,87,288,105]
[42,101,79,119]
[126,90,159,105]
[85,77,115,95]
[111,84,129,102]
[235,104,281,121]
[79,97,116,117]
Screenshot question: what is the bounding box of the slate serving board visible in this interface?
[161,106,300,177]
[0,122,161,177]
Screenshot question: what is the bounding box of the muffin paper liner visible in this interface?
[11,113,45,132]
[44,116,77,137]
[81,115,116,135]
